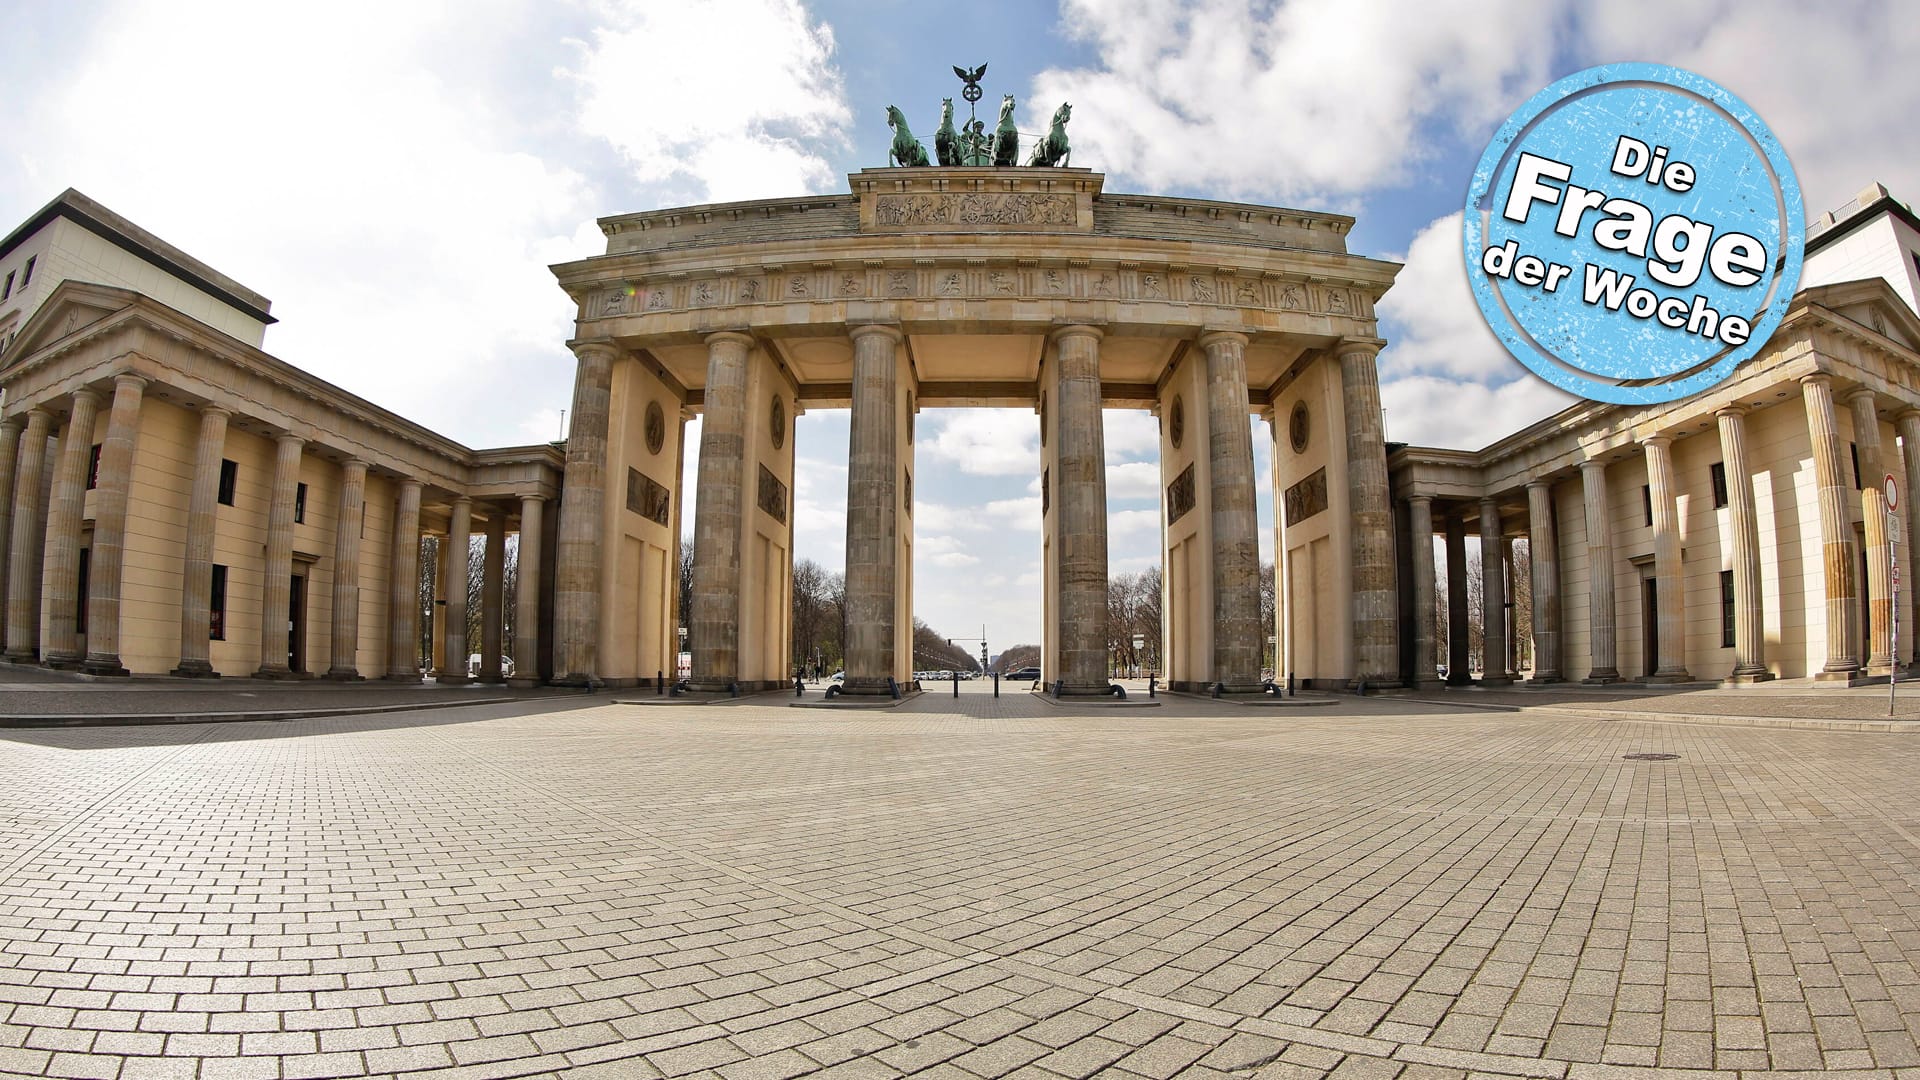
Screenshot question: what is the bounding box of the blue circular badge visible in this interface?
[1464,64,1803,405]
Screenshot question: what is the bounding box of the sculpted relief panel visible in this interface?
[872,192,1077,228]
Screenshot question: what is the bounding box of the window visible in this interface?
[294,482,308,524]
[1852,443,1862,489]
[76,549,90,635]
[217,459,237,506]
[1710,462,1727,509]
[20,257,34,286]
[1720,570,1736,648]
[209,565,228,640]
[2,271,12,300]
[1642,484,1653,527]
[86,445,101,490]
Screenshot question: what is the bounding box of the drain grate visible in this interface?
[1622,752,1680,761]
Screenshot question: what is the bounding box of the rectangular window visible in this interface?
[1720,569,1736,648]
[1852,443,1862,489]
[2,271,12,300]
[1710,462,1728,509]
[294,482,308,524]
[217,459,237,506]
[76,548,90,635]
[19,257,33,286]
[209,564,228,640]
[86,445,101,490]
[1642,484,1653,528]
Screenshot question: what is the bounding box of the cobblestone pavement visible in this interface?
[5,687,1920,1079]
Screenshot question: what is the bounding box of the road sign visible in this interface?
[1888,472,1900,511]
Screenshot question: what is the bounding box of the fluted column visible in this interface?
[171,407,231,676]
[1444,507,1470,685]
[1199,331,1263,691]
[252,434,305,678]
[1803,374,1861,676]
[1848,390,1894,675]
[1579,460,1620,682]
[1478,497,1511,685]
[324,458,368,680]
[841,324,902,694]
[510,495,544,687]
[42,389,103,667]
[1526,481,1562,682]
[1340,340,1399,685]
[4,409,53,661]
[479,508,505,683]
[384,481,423,679]
[80,375,146,676]
[1898,411,1920,669]
[1053,325,1112,693]
[1408,495,1440,688]
[687,331,754,691]
[438,497,473,684]
[1642,435,1691,681]
[1716,408,1772,680]
[0,416,22,655]
[552,342,618,685]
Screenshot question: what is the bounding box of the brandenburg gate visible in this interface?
[548,166,1401,695]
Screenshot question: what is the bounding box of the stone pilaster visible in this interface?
[552,342,617,685]
[325,458,368,680]
[1339,340,1398,686]
[81,375,146,676]
[1803,374,1861,677]
[1526,481,1562,683]
[1052,325,1112,694]
[1847,390,1894,675]
[1407,495,1441,688]
[0,416,22,655]
[509,495,544,688]
[1579,460,1620,683]
[438,497,473,684]
[41,389,103,667]
[687,331,753,692]
[1198,331,1262,691]
[1716,408,1772,681]
[1444,506,1470,685]
[1898,411,1920,669]
[1478,497,1511,685]
[384,480,423,680]
[841,324,903,694]
[253,434,306,678]
[479,508,505,683]
[4,409,53,661]
[1643,435,1691,682]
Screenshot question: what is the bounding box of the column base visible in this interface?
[43,652,86,671]
[323,668,364,682]
[1525,675,1565,685]
[81,657,130,677]
[1412,678,1447,691]
[1725,666,1775,684]
[507,677,542,689]
[383,671,424,682]
[3,649,40,664]
[477,674,507,685]
[1645,669,1693,684]
[1582,669,1622,685]
[1477,675,1514,687]
[435,673,472,686]
[252,666,309,680]
[170,661,220,678]
[1445,675,1474,687]
[1815,667,1870,685]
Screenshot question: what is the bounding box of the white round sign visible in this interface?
[1888,472,1900,511]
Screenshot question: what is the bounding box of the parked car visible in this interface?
[1007,667,1041,681]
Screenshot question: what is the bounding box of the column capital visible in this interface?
[1843,386,1880,408]
[1715,404,1748,420]
[1336,337,1387,358]
[1898,408,1920,425]
[847,322,904,344]
[517,492,549,504]
[1196,329,1250,351]
[341,456,367,472]
[397,477,423,494]
[110,372,148,392]
[1525,479,1552,493]
[1642,433,1673,450]
[570,340,622,363]
[1048,323,1105,344]
[1478,495,1500,511]
[449,495,473,511]
[69,387,104,409]
[0,413,23,433]
[1800,371,1834,390]
[703,329,756,350]
[197,403,231,420]
[1406,493,1432,509]
[1579,456,1607,474]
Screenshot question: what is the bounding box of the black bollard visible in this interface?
[952,673,959,697]
[1148,674,1156,697]
[992,672,999,698]
[657,670,664,696]
[795,673,804,697]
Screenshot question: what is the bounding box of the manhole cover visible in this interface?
[1622,752,1680,761]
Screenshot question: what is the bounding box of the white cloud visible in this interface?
[984,496,1042,530]
[1106,460,1160,501]
[1379,374,1574,450]
[1104,409,1160,461]
[922,411,1041,476]
[1110,508,1160,536]
[1375,212,1531,383]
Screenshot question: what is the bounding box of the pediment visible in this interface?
[1800,277,1920,356]
[1833,297,1918,351]
[0,281,141,370]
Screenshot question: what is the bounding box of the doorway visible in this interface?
[289,574,306,674]
[1642,574,1659,677]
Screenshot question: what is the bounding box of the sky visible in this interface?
[3,0,1917,652]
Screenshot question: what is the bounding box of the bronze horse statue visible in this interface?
[887,105,930,167]
[992,94,1019,167]
[934,98,960,166]
[1026,102,1071,167]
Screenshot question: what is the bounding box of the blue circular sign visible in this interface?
[1464,64,1803,405]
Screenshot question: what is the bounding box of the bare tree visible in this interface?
[911,618,981,672]
[993,643,1041,673]
[1260,561,1276,673]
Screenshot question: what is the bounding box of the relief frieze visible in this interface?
[872,192,1077,228]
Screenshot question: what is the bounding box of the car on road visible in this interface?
[1007,667,1041,681]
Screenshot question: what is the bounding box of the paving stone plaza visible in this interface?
[5,682,1920,1079]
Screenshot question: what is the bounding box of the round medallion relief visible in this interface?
[644,401,665,455]
[1289,401,1310,454]
[1169,395,1185,450]
[770,395,786,449]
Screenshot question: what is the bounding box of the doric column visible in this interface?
[1643,435,1691,681]
[438,497,473,684]
[1847,390,1894,674]
[81,375,146,676]
[690,331,756,692]
[841,324,902,694]
[172,407,230,677]
[384,480,423,679]
[479,508,505,683]
[325,458,368,680]
[1053,325,1112,693]
[1526,481,1561,682]
[0,416,22,654]
[1579,460,1620,682]
[253,433,306,678]
[1803,374,1861,676]
[42,389,103,667]
[1898,410,1920,669]
[4,409,53,661]
[1716,408,1772,680]
[1408,495,1441,688]
[1198,331,1263,691]
[1445,506,1470,685]
[1478,497,1511,685]
[510,495,544,687]
[552,342,618,685]
[1339,339,1399,685]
